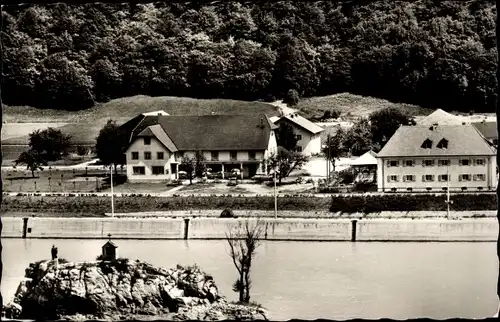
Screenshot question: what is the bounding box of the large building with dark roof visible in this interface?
[376,124,497,192]
[120,111,278,181]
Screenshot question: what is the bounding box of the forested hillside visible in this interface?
[1,1,497,112]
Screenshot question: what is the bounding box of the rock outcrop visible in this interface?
[3,259,267,321]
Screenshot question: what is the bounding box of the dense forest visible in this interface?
[1,1,497,112]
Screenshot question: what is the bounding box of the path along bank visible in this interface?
[1,215,497,242]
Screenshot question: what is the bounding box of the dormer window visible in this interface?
[144,137,151,145]
[437,138,448,149]
[421,139,433,149]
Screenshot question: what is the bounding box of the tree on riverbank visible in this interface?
[225,218,264,303]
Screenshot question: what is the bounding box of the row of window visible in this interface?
[132,151,163,160]
[387,174,486,183]
[133,166,167,175]
[387,158,486,168]
[130,151,258,161]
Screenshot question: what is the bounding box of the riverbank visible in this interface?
[2,216,497,242]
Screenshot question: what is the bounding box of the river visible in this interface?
[2,239,498,320]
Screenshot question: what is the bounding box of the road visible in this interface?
[4,191,495,198]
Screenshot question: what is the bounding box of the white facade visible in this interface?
[125,137,174,181]
[293,126,322,156]
[376,155,497,192]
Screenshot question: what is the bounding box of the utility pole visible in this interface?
[326,134,331,185]
[274,168,278,219]
[110,163,115,217]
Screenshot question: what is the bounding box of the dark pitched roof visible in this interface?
[137,125,178,152]
[377,125,496,157]
[472,121,497,139]
[123,114,276,151]
[274,114,324,134]
[102,241,117,248]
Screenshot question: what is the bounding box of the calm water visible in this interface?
[1,239,498,320]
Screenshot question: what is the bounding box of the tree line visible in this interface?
[1,1,496,112]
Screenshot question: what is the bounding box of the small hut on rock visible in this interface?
[102,234,118,260]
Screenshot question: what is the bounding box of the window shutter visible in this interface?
[459,175,462,182]
[422,160,425,167]
[387,161,391,167]
[459,160,462,166]
[422,175,425,182]
[403,176,407,182]
[473,174,477,181]
[431,175,435,181]
[473,159,477,166]
[387,175,391,182]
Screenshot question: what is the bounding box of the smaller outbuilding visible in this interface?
[350,150,378,184]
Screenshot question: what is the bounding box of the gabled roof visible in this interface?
[377,125,496,157]
[418,109,467,126]
[472,121,497,139]
[124,114,277,151]
[274,113,324,134]
[102,241,117,248]
[137,125,178,152]
[351,150,378,166]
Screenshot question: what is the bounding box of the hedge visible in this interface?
[1,193,496,215]
[0,195,331,213]
[330,194,498,213]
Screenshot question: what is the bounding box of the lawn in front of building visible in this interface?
[1,168,117,193]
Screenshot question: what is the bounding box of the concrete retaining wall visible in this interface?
[356,219,498,242]
[188,218,352,241]
[1,217,25,237]
[17,217,185,239]
[1,217,498,241]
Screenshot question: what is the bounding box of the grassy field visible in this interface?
[3,95,279,123]
[1,168,123,193]
[296,93,434,120]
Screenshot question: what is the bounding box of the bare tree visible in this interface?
[225,218,264,303]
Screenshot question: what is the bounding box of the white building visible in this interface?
[376,124,497,192]
[120,113,278,181]
[270,113,324,156]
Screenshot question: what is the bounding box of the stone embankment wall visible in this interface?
[1,216,497,242]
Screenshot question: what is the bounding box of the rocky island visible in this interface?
[3,258,268,321]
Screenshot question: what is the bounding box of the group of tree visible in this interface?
[14,128,72,177]
[1,1,496,112]
[323,107,415,169]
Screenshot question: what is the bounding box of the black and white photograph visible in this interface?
[1,0,499,320]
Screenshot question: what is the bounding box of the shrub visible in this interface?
[220,209,235,218]
[330,194,497,213]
